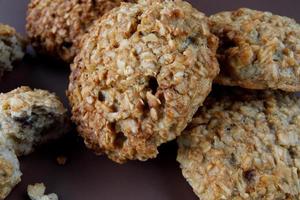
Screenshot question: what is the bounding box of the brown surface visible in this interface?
[0,0,299,199]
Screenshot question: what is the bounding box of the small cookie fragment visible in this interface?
[68,0,219,163]
[0,24,25,78]
[26,0,134,62]
[0,147,21,200]
[177,87,300,199]
[56,156,67,165]
[0,86,69,156]
[27,183,58,200]
[210,8,300,91]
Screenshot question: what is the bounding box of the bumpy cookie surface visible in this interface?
[26,0,134,62]
[210,8,300,91]
[0,147,21,200]
[0,86,69,156]
[0,24,25,78]
[177,87,300,199]
[68,0,219,163]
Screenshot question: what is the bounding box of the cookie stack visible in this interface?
[62,1,299,199]
[177,8,300,200]
[1,0,298,199]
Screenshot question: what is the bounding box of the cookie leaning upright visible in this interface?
[0,86,69,156]
[177,87,300,199]
[0,24,25,79]
[68,0,219,163]
[26,0,134,63]
[210,8,300,91]
[0,147,21,200]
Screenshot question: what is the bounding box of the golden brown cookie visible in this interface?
[177,87,300,199]
[26,0,134,62]
[68,0,219,163]
[210,8,300,91]
[0,24,25,79]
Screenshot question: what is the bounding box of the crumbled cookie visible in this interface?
[210,8,300,91]
[0,86,69,156]
[177,87,300,199]
[26,0,135,62]
[0,147,21,200]
[27,183,58,200]
[0,24,25,78]
[68,0,219,163]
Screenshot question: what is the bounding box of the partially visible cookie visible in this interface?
[0,147,21,200]
[0,24,25,78]
[0,86,69,156]
[210,8,300,91]
[26,0,134,62]
[27,183,58,200]
[68,0,219,163]
[177,87,300,199]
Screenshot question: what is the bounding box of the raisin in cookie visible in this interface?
[26,0,134,62]
[0,147,21,200]
[210,8,300,91]
[0,24,25,79]
[68,0,219,163]
[0,86,69,156]
[177,87,300,199]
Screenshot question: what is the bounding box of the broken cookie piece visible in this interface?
[27,183,58,200]
[0,24,26,79]
[0,147,21,200]
[0,86,69,156]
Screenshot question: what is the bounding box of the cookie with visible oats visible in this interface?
[26,0,134,63]
[0,147,21,200]
[68,0,219,163]
[177,87,300,200]
[0,86,69,156]
[0,24,25,79]
[210,8,300,91]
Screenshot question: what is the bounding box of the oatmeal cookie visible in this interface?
[26,0,134,62]
[0,147,21,200]
[0,24,25,79]
[210,8,300,91]
[68,0,219,163]
[28,183,58,200]
[0,86,69,156]
[177,87,300,199]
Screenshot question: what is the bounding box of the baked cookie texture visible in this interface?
[26,0,134,63]
[27,183,58,200]
[68,0,219,163]
[210,8,300,91]
[177,87,300,200]
[0,147,21,200]
[0,86,69,156]
[0,24,25,79]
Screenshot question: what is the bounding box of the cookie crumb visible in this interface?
[27,183,58,200]
[56,156,67,165]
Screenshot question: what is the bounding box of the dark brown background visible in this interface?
[0,0,299,199]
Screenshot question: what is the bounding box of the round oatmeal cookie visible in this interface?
[177,87,300,200]
[26,0,135,63]
[0,86,69,156]
[0,24,26,79]
[210,8,300,91]
[0,147,21,200]
[68,0,219,163]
